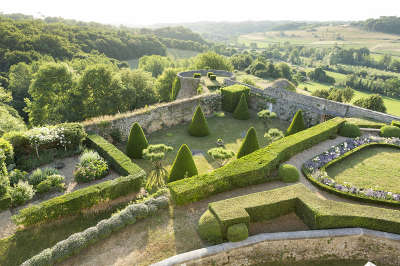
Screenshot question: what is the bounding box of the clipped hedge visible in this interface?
[209,74,217,81]
[168,117,344,205]
[227,223,248,242]
[237,127,259,159]
[21,196,169,266]
[338,122,361,138]
[126,123,149,159]
[193,73,201,78]
[345,117,386,129]
[201,184,400,241]
[380,125,400,138]
[392,120,400,128]
[188,105,210,137]
[168,144,198,182]
[233,93,250,120]
[278,164,300,183]
[221,85,250,112]
[86,134,144,176]
[13,173,145,226]
[286,110,305,136]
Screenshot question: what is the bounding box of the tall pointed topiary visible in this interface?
[237,127,259,159]
[233,93,250,120]
[126,122,149,159]
[286,110,306,136]
[188,105,210,137]
[168,144,198,182]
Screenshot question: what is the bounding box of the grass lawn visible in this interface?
[121,112,289,177]
[326,146,400,193]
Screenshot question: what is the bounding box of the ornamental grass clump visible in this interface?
[233,94,250,120]
[286,110,305,136]
[143,144,173,192]
[126,122,149,159]
[188,105,210,137]
[168,144,198,182]
[237,127,259,159]
[74,150,109,183]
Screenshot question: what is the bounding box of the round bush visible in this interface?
[338,122,361,138]
[227,223,248,242]
[380,125,400,138]
[198,210,223,244]
[278,164,300,183]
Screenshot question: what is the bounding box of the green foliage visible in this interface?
[278,164,300,183]
[188,106,210,137]
[311,88,330,99]
[9,181,34,206]
[264,128,284,144]
[338,122,361,138]
[346,117,386,129]
[207,147,235,167]
[380,125,400,138]
[392,120,400,128]
[171,77,181,100]
[36,175,65,194]
[13,174,145,226]
[8,169,28,187]
[354,94,387,113]
[86,135,145,177]
[209,74,216,80]
[168,144,198,182]
[198,210,223,244]
[0,104,26,137]
[237,127,259,159]
[307,67,335,84]
[233,94,250,120]
[227,223,248,242]
[241,77,256,87]
[74,150,109,183]
[0,173,9,198]
[221,84,250,112]
[168,117,344,205]
[143,144,173,191]
[286,110,306,136]
[194,51,233,71]
[0,138,14,164]
[156,68,179,102]
[193,73,201,78]
[126,123,149,159]
[138,55,172,78]
[207,72,214,78]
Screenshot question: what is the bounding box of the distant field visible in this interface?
[239,25,400,56]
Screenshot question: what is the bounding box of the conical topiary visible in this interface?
[168,144,198,182]
[233,93,250,120]
[286,110,306,136]
[237,127,260,159]
[126,122,149,159]
[188,105,210,137]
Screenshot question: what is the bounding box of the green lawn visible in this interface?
[124,112,289,177]
[326,146,400,193]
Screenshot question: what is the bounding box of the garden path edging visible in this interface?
[151,228,400,266]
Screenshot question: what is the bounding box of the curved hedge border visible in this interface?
[13,135,146,226]
[21,196,169,266]
[199,184,400,242]
[168,117,344,205]
[302,137,400,206]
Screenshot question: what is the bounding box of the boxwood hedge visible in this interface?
[221,84,250,112]
[168,117,344,205]
[201,184,400,241]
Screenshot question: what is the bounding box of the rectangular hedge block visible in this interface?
[168,117,344,205]
[221,85,250,112]
[209,184,400,238]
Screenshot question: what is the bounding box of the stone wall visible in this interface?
[225,79,400,126]
[83,93,221,139]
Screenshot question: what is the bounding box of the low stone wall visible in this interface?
[225,79,400,126]
[83,93,221,138]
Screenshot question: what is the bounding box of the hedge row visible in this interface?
[86,134,144,176]
[21,196,169,266]
[345,117,386,129]
[168,117,344,205]
[13,173,145,226]
[303,143,400,207]
[221,85,250,112]
[200,184,400,242]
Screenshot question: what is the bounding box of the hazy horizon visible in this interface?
[1,0,400,27]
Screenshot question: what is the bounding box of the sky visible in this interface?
[1,0,400,26]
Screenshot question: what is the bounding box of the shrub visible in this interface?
[221,85,250,112]
[391,120,400,128]
[207,147,235,167]
[193,73,201,78]
[74,158,109,183]
[338,122,361,138]
[354,94,387,113]
[198,210,223,244]
[207,72,214,78]
[168,144,198,182]
[286,110,306,136]
[28,168,46,187]
[36,175,65,194]
[188,105,210,137]
[126,122,149,159]
[109,128,122,143]
[227,223,248,242]
[9,169,29,187]
[171,77,181,100]
[380,125,400,138]
[237,127,259,159]
[264,128,284,144]
[9,181,34,206]
[209,74,216,80]
[0,174,9,198]
[0,138,14,165]
[311,88,330,99]
[278,164,300,183]
[233,94,250,120]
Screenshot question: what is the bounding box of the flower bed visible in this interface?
[303,136,400,205]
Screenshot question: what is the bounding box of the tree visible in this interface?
[171,77,181,100]
[138,55,172,78]
[354,94,387,113]
[188,105,210,137]
[207,147,235,167]
[7,62,32,118]
[194,52,233,71]
[286,110,306,136]
[264,128,284,145]
[257,109,277,130]
[143,144,173,192]
[168,144,198,182]
[156,68,179,102]
[237,127,260,159]
[233,94,250,120]
[126,123,149,159]
[311,88,330,99]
